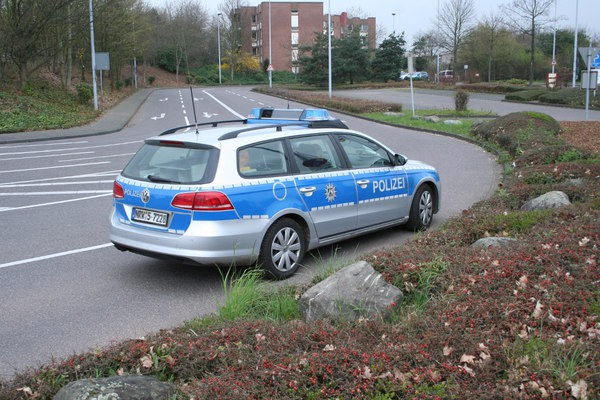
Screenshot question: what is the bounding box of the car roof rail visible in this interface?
[218,120,348,140]
[159,119,247,136]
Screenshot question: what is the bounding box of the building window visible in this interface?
[291,14,298,29]
[291,32,299,46]
[361,24,368,32]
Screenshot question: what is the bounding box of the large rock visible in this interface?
[299,261,402,321]
[53,375,175,400]
[521,191,571,211]
[471,237,518,249]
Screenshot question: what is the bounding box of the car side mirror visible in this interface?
[394,154,407,166]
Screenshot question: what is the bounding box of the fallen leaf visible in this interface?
[140,355,153,369]
[323,344,335,352]
[532,301,544,319]
[460,354,476,364]
[443,345,453,356]
[570,379,588,400]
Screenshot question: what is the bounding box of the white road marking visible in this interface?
[0,140,88,150]
[0,140,142,156]
[0,193,112,212]
[58,152,135,162]
[1,180,114,188]
[0,151,95,161]
[0,162,110,174]
[202,90,245,119]
[0,243,114,269]
[151,113,166,120]
[0,170,121,187]
[0,191,112,195]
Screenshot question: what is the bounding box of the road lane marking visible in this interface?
[0,162,110,174]
[0,170,121,187]
[0,193,112,212]
[0,141,88,150]
[0,140,142,156]
[0,191,112,195]
[0,180,115,188]
[0,151,94,161]
[0,243,114,270]
[202,90,245,119]
[58,153,135,162]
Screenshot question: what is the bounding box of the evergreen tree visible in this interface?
[372,33,406,82]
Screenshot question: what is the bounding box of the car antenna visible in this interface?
[190,86,199,134]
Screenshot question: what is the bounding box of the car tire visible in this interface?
[406,185,434,231]
[258,218,306,279]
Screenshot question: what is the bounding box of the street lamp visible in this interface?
[217,12,222,85]
[572,0,579,87]
[392,13,395,34]
[269,0,272,88]
[328,0,332,99]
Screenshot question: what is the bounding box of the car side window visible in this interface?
[289,135,342,173]
[238,140,288,178]
[336,135,393,169]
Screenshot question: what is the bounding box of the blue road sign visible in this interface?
[593,51,600,68]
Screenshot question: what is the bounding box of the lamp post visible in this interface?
[269,0,272,88]
[89,0,98,111]
[392,13,395,34]
[328,0,332,99]
[551,0,557,74]
[572,0,579,87]
[217,12,222,85]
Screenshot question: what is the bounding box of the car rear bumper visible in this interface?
[109,209,269,266]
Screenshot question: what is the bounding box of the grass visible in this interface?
[0,80,98,133]
[362,111,479,137]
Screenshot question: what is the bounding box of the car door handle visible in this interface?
[356,179,370,189]
[299,186,316,197]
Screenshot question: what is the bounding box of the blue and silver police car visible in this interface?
[110,110,441,279]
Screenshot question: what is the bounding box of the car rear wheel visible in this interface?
[407,185,434,231]
[259,218,306,279]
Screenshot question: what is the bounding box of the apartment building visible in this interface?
[240,2,376,73]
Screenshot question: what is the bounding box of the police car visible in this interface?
[110,110,441,279]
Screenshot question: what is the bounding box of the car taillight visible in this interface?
[171,192,234,211]
[113,181,124,199]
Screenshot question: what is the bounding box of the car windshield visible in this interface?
[121,143,217,184]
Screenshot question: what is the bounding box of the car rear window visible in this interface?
[121,143,218,184]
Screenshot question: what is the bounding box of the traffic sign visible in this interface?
[593,52,600,68]
[266,64,274,72]
[578,47,599,67]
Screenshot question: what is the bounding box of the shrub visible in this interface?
[75,83,93,105]
[115,80,124,90]
[124,77,132,87]
[505,89,547,102]
[454,89,469,112]
[147,76,155,85]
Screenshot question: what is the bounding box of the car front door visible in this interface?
[290,135,357,238]
[335,134,410,228]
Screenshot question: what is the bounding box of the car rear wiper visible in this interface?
[147,174,181,184]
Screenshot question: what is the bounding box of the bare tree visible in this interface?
[219,0,247,81]
[480,12,505,83]
[502,0,554,85]
[438,0,475,72]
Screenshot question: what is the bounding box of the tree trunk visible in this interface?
[529,19,535,86]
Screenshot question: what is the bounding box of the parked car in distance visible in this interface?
[399,70,410,80]
[411,71,429,80]
[110,109,441,279]
[437,69,455,82]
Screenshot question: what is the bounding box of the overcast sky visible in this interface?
[146,0,599,45]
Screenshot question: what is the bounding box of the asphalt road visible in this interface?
[0,87,500,378]
[331,87,600,121]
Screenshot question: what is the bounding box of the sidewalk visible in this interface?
[0,88,154,145]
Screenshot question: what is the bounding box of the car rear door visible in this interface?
[290,135,358,238]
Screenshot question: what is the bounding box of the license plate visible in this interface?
[132,208,168,227]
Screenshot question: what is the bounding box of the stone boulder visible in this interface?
[521,191,571,211]
[471,237,518,249]
[299,261,402,321]
[53,375,175,400]
[424,116,441,123]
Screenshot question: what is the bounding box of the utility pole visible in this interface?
[89,0,98,111]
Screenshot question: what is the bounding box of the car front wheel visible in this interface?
[407,185,434,231]
[259,218,306,279]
